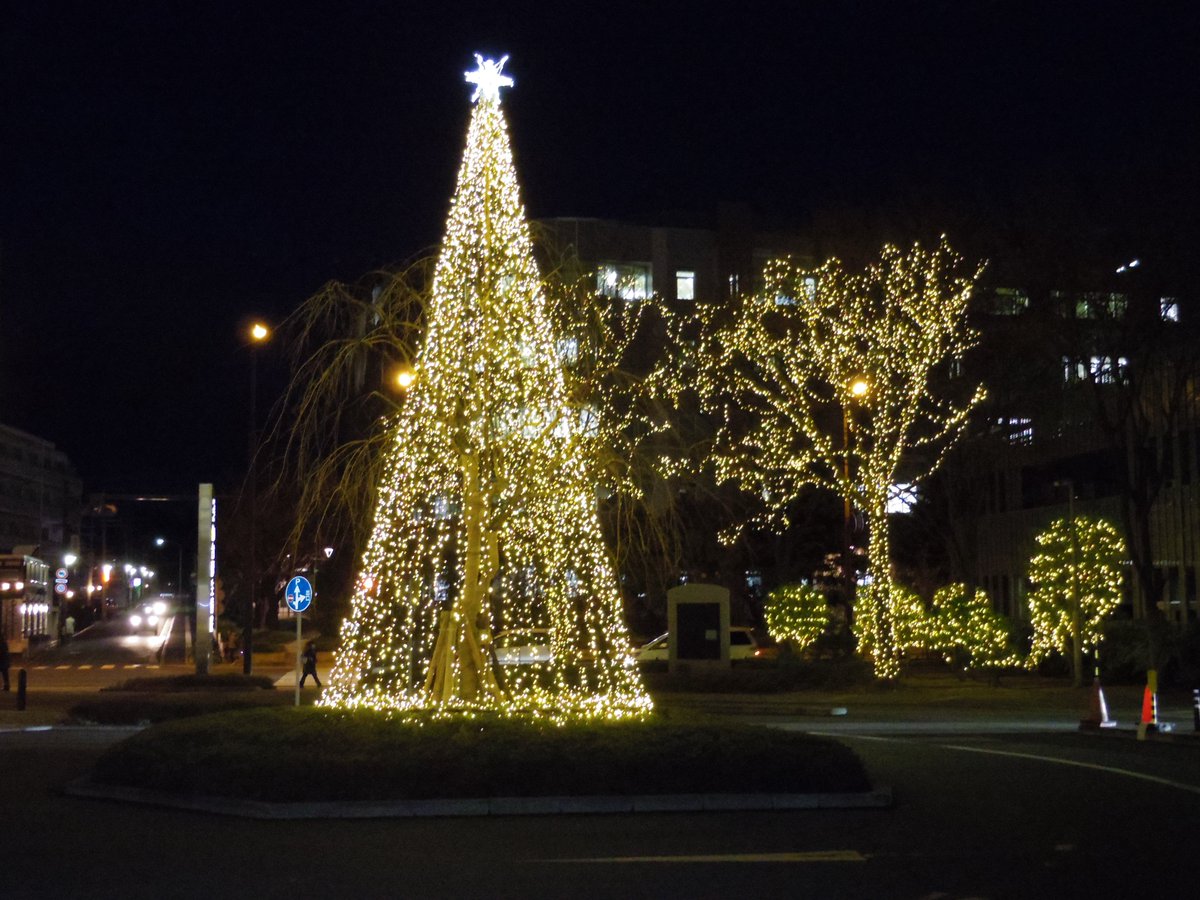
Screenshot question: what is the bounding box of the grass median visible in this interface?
[91,707,871,802]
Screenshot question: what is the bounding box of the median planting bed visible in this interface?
[90,708,871,802]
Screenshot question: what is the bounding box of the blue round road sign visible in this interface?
[285,575,313,613]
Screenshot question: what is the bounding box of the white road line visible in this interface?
[33,666,47,670]
[101,664,115,670]
[815,732,1200,798]
[123,664,140,669]
[545,851,868,864]
[78,665,93,670]
[941,743,1200,796]
[55,665,70,670]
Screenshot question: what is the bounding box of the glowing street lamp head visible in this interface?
[850,378,869,398]
[465,53,513,104]
[250,322,270,342]
[155,537,166,547]
[395,368,417,390]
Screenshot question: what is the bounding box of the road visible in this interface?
[2,693,1197,898]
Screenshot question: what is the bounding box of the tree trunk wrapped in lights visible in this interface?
[319,57,651,721]
[660,240,985,679]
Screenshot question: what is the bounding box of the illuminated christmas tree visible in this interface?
[320,56,652,721]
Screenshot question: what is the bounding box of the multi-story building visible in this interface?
[0,422,82,648]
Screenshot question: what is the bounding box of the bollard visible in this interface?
[1193,688,1199,733]
[17,668,27,711]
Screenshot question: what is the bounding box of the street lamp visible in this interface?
[1053,478,1084,687]
[394,367,417,391]
[154,537,184,598]
[842,377,869,609]
[245,320,271,674]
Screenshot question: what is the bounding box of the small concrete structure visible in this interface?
[666,583,730,675]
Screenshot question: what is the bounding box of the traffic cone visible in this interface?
[1079,679,1116,729]
[1137,669,1159,740]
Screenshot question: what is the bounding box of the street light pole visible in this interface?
[245,321,270,675]
[1056,478,1083,688]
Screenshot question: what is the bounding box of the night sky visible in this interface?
[2,1,1196,493]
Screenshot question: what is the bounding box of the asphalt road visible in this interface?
[2,712,1197,899]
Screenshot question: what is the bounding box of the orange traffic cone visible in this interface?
[1137,669,1159,740]
[1079,680,1116,729]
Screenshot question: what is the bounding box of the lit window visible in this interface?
[774,276,814,307]
[597,263,651,301]
[1161,297,1180,322]
[887,483,919,514]
[992,287,1030,315]
[995,417,1033,445]
[1063,357,1087,383]
[728,273,739,296]
[675,270,695,301]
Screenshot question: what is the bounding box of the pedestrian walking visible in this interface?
[299,640,321,688]
[0,634,11,691]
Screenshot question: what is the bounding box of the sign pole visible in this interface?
[295,609,302,707]
[283,575,313,707]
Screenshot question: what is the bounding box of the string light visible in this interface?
[763,584,828,651]
[927,583,1018,670]
[1026,516,1124,668]
[654,239,986,678]
[318,57,652,723]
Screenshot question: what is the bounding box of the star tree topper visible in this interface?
[465,53,514,103]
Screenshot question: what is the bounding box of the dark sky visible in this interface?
[2,1,1196,493]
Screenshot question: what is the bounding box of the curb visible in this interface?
[63,778,892,819]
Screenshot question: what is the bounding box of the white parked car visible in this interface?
[490,628,553,665]
[633,626,775,661]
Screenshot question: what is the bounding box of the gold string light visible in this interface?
[654,240,986,679]
[1026,516,1124,668]
[318,58,652,723]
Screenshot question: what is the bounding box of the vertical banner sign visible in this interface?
[195,483,216,675]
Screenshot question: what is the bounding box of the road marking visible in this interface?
[148,664,160,669]
[55,665,70,670]
[545,851,868,864]
[124,664,140,669]
[33,666,47,670]
[817,733,1200,798]
[101,664,115,670]
[78,664,93,670]
[941,744,1200,797]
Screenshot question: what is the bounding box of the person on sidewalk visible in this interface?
[0,635,10,691]
[299,640,321,688]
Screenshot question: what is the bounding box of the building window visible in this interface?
[1063,357,1087,383]
[886,483,919,515]
[728,273,740,296]
[597,263,651,301]
[1088,356,1129,384]
[1074,292,1128,318]
[774,276,815,307]
[990,287,1030,315]
[995,417,1033,446]
[675,270,695,301]
[1161,297,1180,322]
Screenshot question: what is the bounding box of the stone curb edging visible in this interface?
[64,778,892,819]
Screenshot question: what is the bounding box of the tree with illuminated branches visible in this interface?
[1026,515,1124,673]
[663,240,985,678]
[319,56,651,721]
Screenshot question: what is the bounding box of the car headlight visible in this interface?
[130,615,142,628]
[152,601,167,616]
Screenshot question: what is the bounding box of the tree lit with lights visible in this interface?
[763,583,829,652]
[319,57,651,721]
[1026,516,1124,670]
[662,240,985,678]
[927,583,1018,671]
